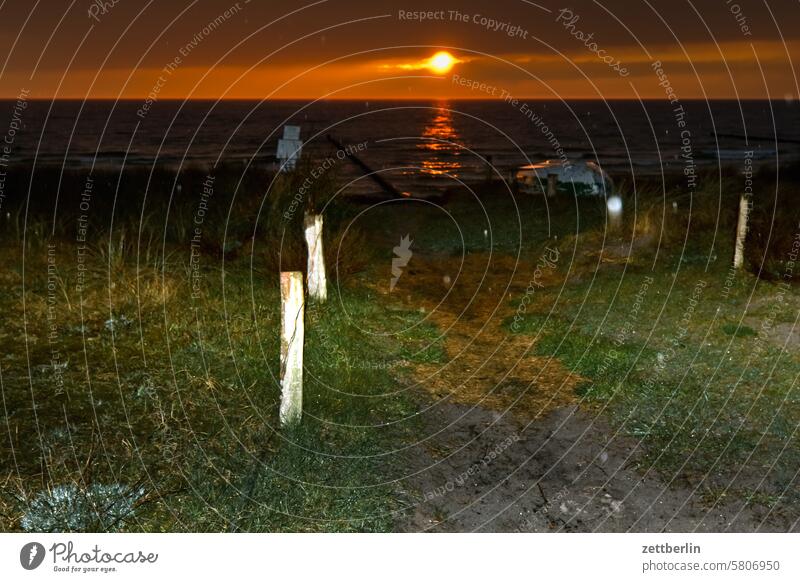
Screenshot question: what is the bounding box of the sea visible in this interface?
[1,99,797,197]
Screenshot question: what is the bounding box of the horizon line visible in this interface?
[0,96,790,102]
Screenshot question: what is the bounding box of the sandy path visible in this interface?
[373,249,794,532]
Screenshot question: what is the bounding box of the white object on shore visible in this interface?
[515,160,612,196]
[733,193,751,269]
[280,272,305,425]
[304,213,327,302]
[606,194,623,230]
[277,125,303,171]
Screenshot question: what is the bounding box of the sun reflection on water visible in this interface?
[417,104,462,177]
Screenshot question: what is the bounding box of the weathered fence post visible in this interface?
[547,173,558,197]
[733,193,751,269]
[304,213,327,302]
[280,272,304,425]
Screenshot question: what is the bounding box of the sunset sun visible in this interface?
[427,51,456,74]
[381,50,462,75]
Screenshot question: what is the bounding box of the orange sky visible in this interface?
[1,1,798,100]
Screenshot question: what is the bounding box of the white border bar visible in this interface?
[2,533,798,581]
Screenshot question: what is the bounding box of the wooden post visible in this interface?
[733,194,751,269]
[280,272,304,425]
[304,213,327,302]
[547,173,558,197]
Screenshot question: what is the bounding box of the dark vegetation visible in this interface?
[503,163,800,522]
[0,160,442,531]
[2,160,367,275]
[1,157,799,530]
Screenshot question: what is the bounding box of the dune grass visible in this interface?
[0,160,447,532]
[0,243,446,531]
[504,170,800,520]
[3,158,799,530]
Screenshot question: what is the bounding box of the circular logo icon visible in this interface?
[20,542,46,570]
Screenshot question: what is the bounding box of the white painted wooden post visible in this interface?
[280,272,304,425]
[733,194,751,269]
[304,213,327,302]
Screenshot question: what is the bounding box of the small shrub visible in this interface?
[21,483,144,532]
[721,323,757,338]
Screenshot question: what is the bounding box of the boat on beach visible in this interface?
[514,159,613,197]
